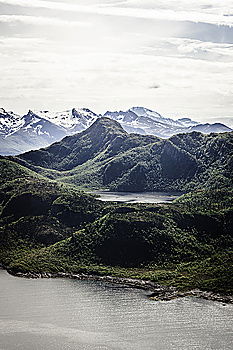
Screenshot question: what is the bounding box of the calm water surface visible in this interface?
[0,270,232,350]
[93,191,182,203]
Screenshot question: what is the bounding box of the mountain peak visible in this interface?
[31,108,98,131]
[0,108,24,138]
[86,117,126,135]
[129,106,163,118]
[19,116,128,171]
[71,108,77,115]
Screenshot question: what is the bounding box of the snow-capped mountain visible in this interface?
[0,108,24,136]
[104,107,232,138]
[21,110,66,140]
[34,108,98,133]
[0,108,98,155]
[190,123,231,134]
[0,106,232,156]
[104,106,185,137]
[0,110,68,156]
[130,107,183,127]
[177,117,198,127]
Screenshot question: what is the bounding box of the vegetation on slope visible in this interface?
[0,158,232,294]
[15,118,233,192]
[1,118,233,295]
[0,158,103,251]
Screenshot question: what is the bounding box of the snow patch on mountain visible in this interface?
[34,108,98,131]
[177,117,198,127]
[0,108,24,136]
[104,107,232,138]
[130,106,183,127]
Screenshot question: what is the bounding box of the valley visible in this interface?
[0,118,232,298]
[2,1,233,348]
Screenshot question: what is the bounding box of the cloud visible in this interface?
[0,14,90,28]
[1,44,232,119]
[142,37,233,65]
[168,38,233,57]
[1,0,233,26]
[0,0,232,122]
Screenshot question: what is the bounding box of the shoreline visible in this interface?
[6,268,233,304]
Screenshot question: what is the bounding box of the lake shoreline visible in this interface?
[88,190,183,203]
[6,268,233,304]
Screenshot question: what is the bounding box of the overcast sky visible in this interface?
[0,0,233,125]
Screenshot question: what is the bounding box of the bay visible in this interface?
[0,270,232,350]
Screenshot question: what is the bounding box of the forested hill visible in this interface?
[15,117,233,192]
[0,157,232,294]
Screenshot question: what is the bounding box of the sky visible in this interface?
[0,0,233,126]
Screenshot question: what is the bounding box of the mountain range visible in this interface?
[1,106,231,155]
[14,117,233,192]
[1,135,232,294]
[1,116,233,294]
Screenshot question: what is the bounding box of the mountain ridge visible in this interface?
[15,117,233,192]
[1,106,232,156]
[0,121,232,295]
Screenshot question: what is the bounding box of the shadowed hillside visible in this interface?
[0,158,232,294]
[14,117,233,192]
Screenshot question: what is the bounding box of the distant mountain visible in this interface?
[0,108,24,136]
[0,108,98,155]
[104,107,232,138]
[0,110,67,156]
[17,117,233,192]
[177,117,198,127]
[191,123,231,134]
[1,106,232,155]
[34,108,98,133]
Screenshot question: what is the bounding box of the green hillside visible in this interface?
[15,118,233,191]
[0,158,232,294]
[1,119,233,296]
[0,158,103,253]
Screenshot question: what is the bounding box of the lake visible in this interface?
[92,191,183,203]
[0,270,232,350]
